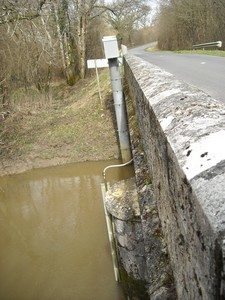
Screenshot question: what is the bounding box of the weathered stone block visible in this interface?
[105,177,140,220]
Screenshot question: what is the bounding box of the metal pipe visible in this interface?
[108,58,132,163]
[101,184,120,282]
[103,158,133,191]
[101,158,133,282]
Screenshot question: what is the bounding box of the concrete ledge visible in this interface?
[124,54,225,299]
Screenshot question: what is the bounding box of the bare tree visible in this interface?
[0,0,63,109]
[0,0,153,109]
[50,0,109,81]
[72,0,109,79]
[105,0,151,46]
[156,0,225,50]
[0,0,48,25]
[51,0,77,85]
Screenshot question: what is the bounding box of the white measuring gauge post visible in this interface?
[87,59,109,106]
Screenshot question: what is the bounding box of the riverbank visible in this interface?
[0,70,119,176]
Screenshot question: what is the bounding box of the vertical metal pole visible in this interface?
[94,60,102,107]
[108,58,132,163]
[101,183,120,282]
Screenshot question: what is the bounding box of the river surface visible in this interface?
[0,160,134,300]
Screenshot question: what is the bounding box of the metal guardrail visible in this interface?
[193,41,222,49]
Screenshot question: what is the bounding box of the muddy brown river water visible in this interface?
[0,160,134,300]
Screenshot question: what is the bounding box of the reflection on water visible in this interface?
[0,160,134,300]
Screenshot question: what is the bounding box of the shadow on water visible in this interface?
[0,160,134,300]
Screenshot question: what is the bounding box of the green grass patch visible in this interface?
[146,45,160,52]
[173,49,225,57]
[146,46,225,57]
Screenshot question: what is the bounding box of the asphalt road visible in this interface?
[129,44,225,103]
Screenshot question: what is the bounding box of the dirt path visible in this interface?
[0,71,119,176]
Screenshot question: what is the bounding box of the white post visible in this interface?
[94,60,102,107]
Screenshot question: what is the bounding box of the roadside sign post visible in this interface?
[87,59,109,106]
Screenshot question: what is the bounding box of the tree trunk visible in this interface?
[52,2,75,85]
[76,0,88,79]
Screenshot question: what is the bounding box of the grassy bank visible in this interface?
[173,49,225,57]
[0,70,119,176]
[146,46,225,57]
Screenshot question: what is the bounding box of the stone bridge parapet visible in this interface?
[124,54,225,300]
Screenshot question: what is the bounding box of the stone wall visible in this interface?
[124,54,225,300]
[105,177,150,299]
[105,161,176,299]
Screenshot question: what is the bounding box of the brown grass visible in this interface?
[0,70,119,176]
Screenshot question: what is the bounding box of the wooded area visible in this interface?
[0,0,152,109]
[1,0,224,111]
[156,0,225,50]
